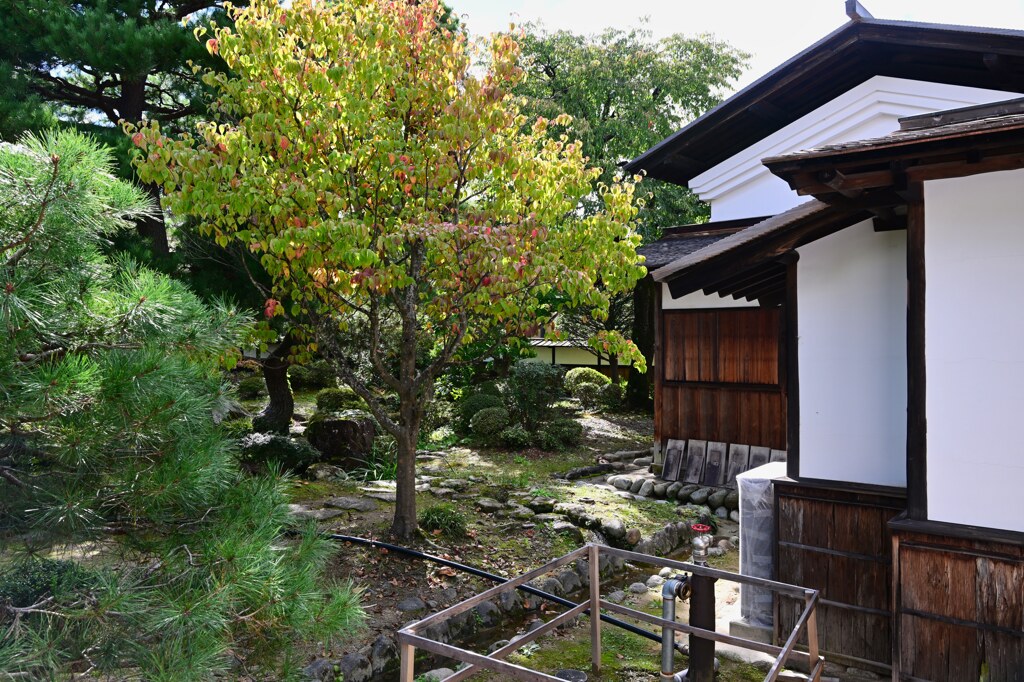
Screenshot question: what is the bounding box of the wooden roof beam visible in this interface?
[707,264,783,297]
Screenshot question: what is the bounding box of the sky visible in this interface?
[449,0,1024,92]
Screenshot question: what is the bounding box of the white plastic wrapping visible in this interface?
[737,462,787,627]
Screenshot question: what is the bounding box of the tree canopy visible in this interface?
[0,130,362,679]
[130,0,647,537]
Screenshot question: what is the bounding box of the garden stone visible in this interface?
[287,504,343,522]
[629,478,645,494]
[527,498,555,513]
[718,539,735,550]
[475,498,503,513]
[305,462,348,482]
[526,619,545,633]
[563,463,614,480]
[708,547,725,557]
[615,491,636,500]
[441,478,470,490]
[534,513,564,523]
[609,555,625,572]
[396,596,427,612]
[653,482,670,498]
[475,600,502,628]
[666,482,683,498]
[632,456,653,467]
[730,535,740,546]
[606,590,626,604]
[558,570,581,594]
[659,567,673,578]
[240,432,321,472]
[422,668,455,682]
[624,528,642,546]
[689,487,714,505]
[432,487,455,497]
[363,491,396,503]
[577,513,599,529]
[304,410,376,468]
[538,577,564,597]
[600,518,626,540]
[677,484,700,502]
[324,496,378,512]
[555,671,588,682]
[715,506,729,519]
[724,490,740,511]
[336,652,372,682]
[488,640,511,654]
[499,590,522,615]
[552,521,584,543]
[303,657,335,681]
[612,476,632,490]
[730,510,741,522]
[707,489,729,509]
[510,505,535,520]
[370,634,396,674]
[628,582,648,594]
[637,480,655,498]
[647,575,665,588]
[554,502,585,516]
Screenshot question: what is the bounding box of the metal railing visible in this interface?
[398,543,824,681]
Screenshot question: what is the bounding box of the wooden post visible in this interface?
[400,641,415,682]
[589,544,601,676]
[804,591,819,679]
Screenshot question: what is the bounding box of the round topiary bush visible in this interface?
[315,387,368,412]
[565,367,610,395]
[287,360,336,390]
[236,375,266,400]
[598,383,623,411]
[470,406,509,440]
[505,361,564,429]
[574,382,603,410]
[418,503,467,538]
[457,393,503,433]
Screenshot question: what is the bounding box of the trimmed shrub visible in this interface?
[465,379,501,398]
[505,361,564,429]
[499,424,532,449]
[238,432,320,472]
[457,393,503,433]
[565,367,610,395]
[316,387,368,412]
[237,375,266,400]
[0,559,94,608]
[419,503,467,538]
[470,406,509,440]
[598,383,624,411]
[221,418,253,440]
[287,360,336,390]
[535,418,584,451]
[575,382,602,410]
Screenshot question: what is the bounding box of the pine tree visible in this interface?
[0,130,362,680]
[0,0,244,255]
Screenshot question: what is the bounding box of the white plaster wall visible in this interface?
[691,77,1021,221]
[522,346,626,367]
[661,285,757,310]
[925,170,1024,533]
[797,220,907,486]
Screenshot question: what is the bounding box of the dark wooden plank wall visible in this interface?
[657,307,786,450]
[774,481,906,671]
[892,526,1024,681]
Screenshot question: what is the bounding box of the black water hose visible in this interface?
[326,533,685,652]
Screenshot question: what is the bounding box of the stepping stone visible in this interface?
[324,496,378,512]
[287,504,344,521]
[396,596,427,612]
[363,491,396,503]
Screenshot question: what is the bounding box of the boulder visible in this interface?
[628,582,648,594]
[724,490,741,511]
[637,480,655,498]
[240,432,320,472]
[304,410,376,468]
[552,521,585,543]
[287,504,343,522]
[646,575,665,588]
[558,570,582,594]
[396,596,427,612]
[707,489,729,509]
[666,482,684,499]
[632,456,653,467]
[676,484,701,503]
[422,668,455,682]
[600,518,626,540]
[653,482,670,498]
[629,478,645,494]
[606,590,626,604]
[624,528,642,546]
[730,510,741,523]
[335,652,372,682]
[303,657,335,681]
[370,634,396,674]
[305,462,349,482]
[715,506,729,519]
[475,600,502,628]
[526,498,555,513]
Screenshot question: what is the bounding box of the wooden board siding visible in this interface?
[657,307,786,450]
[891,521,1024,681]
[774,481,906,671]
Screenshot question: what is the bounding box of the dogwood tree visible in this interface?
[130,0,646,538]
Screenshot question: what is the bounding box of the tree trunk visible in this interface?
[138,182,171,256]
[117,77,170,256]
[390,389,422,539]
[253,334,295,434]
[608,355,619,384]
[626,276,655,410]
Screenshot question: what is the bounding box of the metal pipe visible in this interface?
[325,533,685,651]
[660,576,690,679]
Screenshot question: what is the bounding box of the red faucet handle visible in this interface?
[691,523,711,534]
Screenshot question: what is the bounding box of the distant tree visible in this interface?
[130,0,647,538]
[514,23,748,404]
[0,0,242,255]
[0,131,362,678]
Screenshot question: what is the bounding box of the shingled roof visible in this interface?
[624,12,1024,186]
